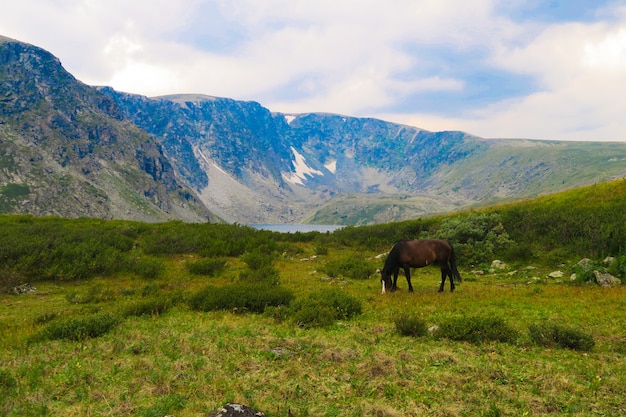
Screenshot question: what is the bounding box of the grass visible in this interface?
[2,252,626,417]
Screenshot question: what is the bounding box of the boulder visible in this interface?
[547,271,564,279]
[593,271,621,287]
[603,257,615,266]
[491,260,507,270]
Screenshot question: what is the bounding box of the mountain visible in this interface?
[101,90,626,224]
[2,35,626,225]
[0,35,215,222]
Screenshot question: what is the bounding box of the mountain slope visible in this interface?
[2,35,626,225]
[101,90,626,224]
[0,36,215,222]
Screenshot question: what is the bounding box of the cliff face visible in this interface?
[0,36,215,222]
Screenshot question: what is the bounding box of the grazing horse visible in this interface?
[380,239,461,293]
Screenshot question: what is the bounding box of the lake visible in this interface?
[249,224,345,233]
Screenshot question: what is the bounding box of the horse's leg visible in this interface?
[448,267,455,292]
[392,268,399,291]
[405,266,413,292]
[438,267,446,293]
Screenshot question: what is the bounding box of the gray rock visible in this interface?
[207,403,266,417]
[593,271,621,287]
[10,283,36,294]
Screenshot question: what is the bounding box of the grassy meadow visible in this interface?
[1,180,626,417]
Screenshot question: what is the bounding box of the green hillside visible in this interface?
[1,180,625,416]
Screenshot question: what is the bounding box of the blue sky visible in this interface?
[2,0,626,141]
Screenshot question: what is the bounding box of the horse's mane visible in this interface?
[382,240,405,274]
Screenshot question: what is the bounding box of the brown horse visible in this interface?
[380,239,461,293]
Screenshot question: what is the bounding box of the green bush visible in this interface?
[291,305,338,329]
[435,315,519,344]
[33,312,121,342]
[395,314,428,337]
[323,258,374,280]
[239,250,281,285]
[528,323,595,351]
[186,258,226,276]
[188,284,294,313]
[132,257,165,280]
[65,284,117,304]
[289,288,362,328]
[122,296,175,317]
[607,255,626,281]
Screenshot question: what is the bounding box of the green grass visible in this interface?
[2,256,626,416]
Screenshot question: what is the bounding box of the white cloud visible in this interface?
[2,0,626,141]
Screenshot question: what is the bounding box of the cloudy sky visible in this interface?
[3,1,626,141]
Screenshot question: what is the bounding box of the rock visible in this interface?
[207,403,266,417]
[10,283,36,294]
[603,257,615,266]
[593,271,621,287]
[577,258,592,267]
[491,260,507,269]
[547,271,564,279]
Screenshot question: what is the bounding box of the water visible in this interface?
[249,224,345,233]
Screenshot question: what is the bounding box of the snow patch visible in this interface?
[198,150,228,175]
[284,114,296,125]
[282,147,323,186]
[325,160,337,173]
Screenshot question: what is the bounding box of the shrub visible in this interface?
[395,314,428,337]
[122,296,175,317]
[239,250,281,285]
[239,266,280,285]
[188,284,294,313]
[33,312,121,342]
[528,323,595,351]
[289,288,362,328]
[607,255,626,281]
[132,257,165,280]
[65,284,117,304]
[186,258,226,276]
[435,315,519,344]
[323,258,374,280]
[291,305,338,329]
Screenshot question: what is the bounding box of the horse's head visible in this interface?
[378,268,393,294]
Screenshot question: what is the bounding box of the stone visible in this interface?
[491,260,507,269]
[207,403,266,417]
[593,271,621,287]
[10,283,36,294]
[547,271,564,279]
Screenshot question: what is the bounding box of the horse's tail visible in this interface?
[448,244,462,283]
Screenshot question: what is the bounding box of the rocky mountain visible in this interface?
[0,35,215,222]
[2,35,626,225]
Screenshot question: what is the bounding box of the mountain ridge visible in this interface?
[2,35,626,225]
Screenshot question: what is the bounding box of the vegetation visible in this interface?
[1,179,626,416]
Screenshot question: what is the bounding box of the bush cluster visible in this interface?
[528,323,595,351]
[434,315,519,344]
[394,314,428,337]
[323,258,374,280]
[122,296,176,317]
[186,258,227,276]
[188,284,294,314]
[32,312,121,342]
[289,289,362,328]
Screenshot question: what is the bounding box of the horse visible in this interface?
[379,239,461,293]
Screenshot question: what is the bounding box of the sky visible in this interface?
[2,0,626,142]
